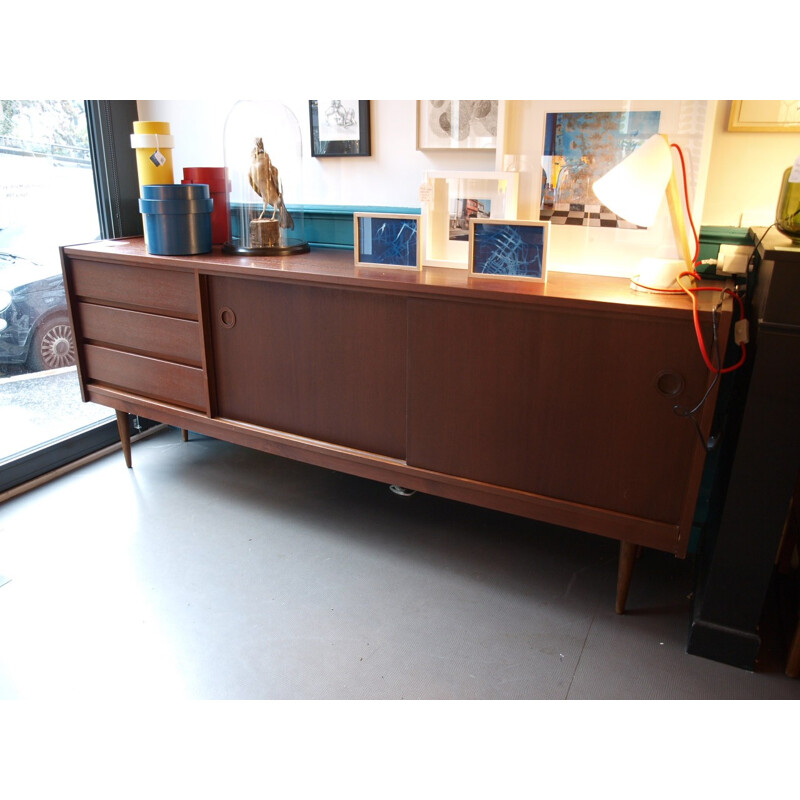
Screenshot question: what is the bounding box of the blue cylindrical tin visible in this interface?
[139,184,214,255]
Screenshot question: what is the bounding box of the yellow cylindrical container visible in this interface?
[130,121,175,193]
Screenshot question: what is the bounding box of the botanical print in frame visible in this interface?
[417,101,498,150]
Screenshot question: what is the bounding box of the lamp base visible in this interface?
[630,258,686,292]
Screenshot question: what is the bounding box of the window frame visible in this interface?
[0,100,152,495]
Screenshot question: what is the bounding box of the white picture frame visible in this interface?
[421,170,519,269]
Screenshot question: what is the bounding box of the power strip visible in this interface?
[717,244,754,275]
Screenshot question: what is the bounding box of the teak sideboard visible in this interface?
[60,238,732,612]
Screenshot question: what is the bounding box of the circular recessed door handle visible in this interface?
[654,369,685,398]
[218,306,236,329]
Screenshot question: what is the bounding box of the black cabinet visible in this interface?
[688,227,800,669]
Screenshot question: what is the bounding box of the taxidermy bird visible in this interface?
[248,137,294,229]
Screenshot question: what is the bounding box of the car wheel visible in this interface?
[27,314,76,371]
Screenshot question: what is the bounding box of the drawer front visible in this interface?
[69,259,197,318]
[78,302,202,367]
[84,344,207,411]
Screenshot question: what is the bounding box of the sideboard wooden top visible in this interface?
[62,237,729,318]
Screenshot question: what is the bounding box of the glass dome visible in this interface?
[222,100,309,255]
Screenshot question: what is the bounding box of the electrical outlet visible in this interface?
[717,244,753,275]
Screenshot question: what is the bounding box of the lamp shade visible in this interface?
[592,134,673,228]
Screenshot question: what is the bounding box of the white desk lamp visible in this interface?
[592,133,694,290]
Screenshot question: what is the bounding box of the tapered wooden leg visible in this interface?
[181,429,189,442]
[116,410,132,468]
[616,540,638,614]
[786,619,800,678]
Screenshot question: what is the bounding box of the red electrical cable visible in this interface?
[633,142,747,374]
[671,142,700,266]
[677,272,747,373]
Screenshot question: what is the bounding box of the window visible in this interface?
[0,100,143,494]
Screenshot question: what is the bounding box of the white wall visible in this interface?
[703,101,800,226]
[137,99,496,208]
[137,98,800,276]
[139,98,800,221]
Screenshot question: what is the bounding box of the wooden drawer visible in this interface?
[78,302,202,367]
[68,259,197,318]
[83,344,207,411]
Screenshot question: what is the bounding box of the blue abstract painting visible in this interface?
[540,110,661,227]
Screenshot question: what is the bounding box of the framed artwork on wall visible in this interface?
[510,100,715,278]
[309,100,371,157]
[353,213,421,271]
[468,219,549,282]
[728,100,800,132]
[538,109,662,230]
[417,101,500,150]
[421,170,519,269]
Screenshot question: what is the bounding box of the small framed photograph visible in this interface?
[417,101,499,150]
[309,100,371,157]
[354,213,421,271]
[469,219,550,282]
[421,171,519,268]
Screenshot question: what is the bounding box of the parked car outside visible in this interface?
[0,252,75,372]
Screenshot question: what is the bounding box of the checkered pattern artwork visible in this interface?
[539,203,645,229]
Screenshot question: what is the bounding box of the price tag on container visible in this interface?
[149,133,167,167]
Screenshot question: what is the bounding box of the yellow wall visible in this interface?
[702,100,800,227]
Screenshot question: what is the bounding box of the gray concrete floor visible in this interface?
[2,427,798,702]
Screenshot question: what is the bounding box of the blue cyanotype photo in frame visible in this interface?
[470,221,549,280]
[355,214,420,269]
